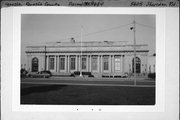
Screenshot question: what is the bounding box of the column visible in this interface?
[41,56,44,71]
[76,55,78,71]
[68,55,70,72]
[146,53,148,74]
[122,55,124,73]
[77,56,79,71]
[119,55,121,73]
[99,55,101,73]
[54,56,57,72]
[79,55,81,72]
[112,55,114,74]
[109,55,111,73]
[101,55,103,73]
[66,55,69,72]
[57,56,59,72]
[86,55,89,72]
[89,55,91,72]
[46,56,49,70]
[87,56,89,72]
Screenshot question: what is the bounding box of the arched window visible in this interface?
[32,57,38,72]
[132,57,141,73]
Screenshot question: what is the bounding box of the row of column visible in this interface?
[45,55,125,74]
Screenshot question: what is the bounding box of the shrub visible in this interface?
[148,73,156,79]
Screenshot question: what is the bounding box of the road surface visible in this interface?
[21,77,155,87]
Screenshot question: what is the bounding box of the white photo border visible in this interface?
[11,7,165,112]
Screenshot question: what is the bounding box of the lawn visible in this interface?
[21,84,155,105]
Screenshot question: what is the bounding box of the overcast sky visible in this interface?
[21,14,155,65]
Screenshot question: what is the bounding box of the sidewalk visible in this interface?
[49,76,154,82]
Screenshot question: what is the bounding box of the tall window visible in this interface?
[92,57,97,71]
[103,57,109,71]
[115,57,121,71]
[49,57,54,70]
[70,57,76,70]
[82,58,87,70]
[60,58,65,70]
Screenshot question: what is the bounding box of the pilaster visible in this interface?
[101,55,103,73]
[89,55,91,72]
[46,56,49,70]
[57,56,59,72]
[112,55,114,74]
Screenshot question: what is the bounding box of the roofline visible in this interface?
[26,50,149,53]
[26,44,148,48]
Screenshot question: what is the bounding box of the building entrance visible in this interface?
[132,57,141,73]
[32,57,38,72]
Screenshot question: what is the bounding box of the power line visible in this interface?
[136,22,155,29]
[84,23,132,37]
[23,21,154,45]
[24,22,133,45]
[56,22,133,42]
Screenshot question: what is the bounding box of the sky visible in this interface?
[21,14,155,65]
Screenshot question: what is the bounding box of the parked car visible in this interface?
[121,73,129,78]
[20,68,28,78]
[70,71,94,77]
[148,73,156,79]
[27,70,52,78]
[40,70,52,76]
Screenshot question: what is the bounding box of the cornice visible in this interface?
[26,50,149,54]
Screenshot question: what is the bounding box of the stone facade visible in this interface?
[25,41,150,77]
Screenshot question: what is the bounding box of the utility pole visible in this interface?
[130,18,137,85]
[133,18,137,86]
[44,45,47,71]
[80,26,83,77]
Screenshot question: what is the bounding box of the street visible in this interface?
[21,77,155,88]
[21,77,155,105]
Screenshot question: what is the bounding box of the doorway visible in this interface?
[32,57,39,72]
[132,57,141,73]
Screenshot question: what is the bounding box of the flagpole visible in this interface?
[44,45,47,71]
[80,26,83,77]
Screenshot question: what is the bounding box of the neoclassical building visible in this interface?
[25,41,150,77]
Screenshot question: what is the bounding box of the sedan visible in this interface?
[27,71,51,78]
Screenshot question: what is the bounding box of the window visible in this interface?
[115,58,121,71]
[103,57,109,71]
[49,57,54,70]
[82,58,86,70]
[60,58,65,70]
[92,57,98,71]
[70,57,76,70]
